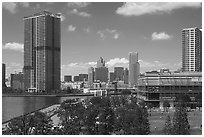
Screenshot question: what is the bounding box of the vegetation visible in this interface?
[3,95,150,135]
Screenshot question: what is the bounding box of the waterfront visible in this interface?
[2,96,89,123]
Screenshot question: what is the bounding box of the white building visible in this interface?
[182,27,202,72]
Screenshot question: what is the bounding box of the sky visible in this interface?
[2,2,202,80]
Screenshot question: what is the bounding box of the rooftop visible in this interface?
[24,11,61,19]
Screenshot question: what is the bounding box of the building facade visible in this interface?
[88,67,94,88]
[129,52,140,87]
[182,27,202,72]
[109,72,115,82]
[138,71,202,108]
[79,74,88,82]
[124,68,129,84]
[23,11,61,92]
[64,75,72,82]
[95,67,109,82]
[11,72,24,91]
[74,76,79,82]
[97,57,105,68]
[114,67,124,81]
[2,63,6,88]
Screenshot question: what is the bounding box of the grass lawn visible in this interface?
[148,108,202,135]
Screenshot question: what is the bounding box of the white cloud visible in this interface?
[68,25,76,32]
[3,42,24,52]
[152,32,172,40]
[97,28,120,40]
[61,14,66,22]
[69,9,91,17]
[3,2,30,14]
[2,2,17,14]
[84,28,90,33]
[116,2,201,16]
[67,2,90,8]
[106,58,129,67]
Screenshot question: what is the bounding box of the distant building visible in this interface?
[74,76,79,82]
[88,67,94,88]
[95,67,109,82]
[182,27,202,72]
[64,75,72,82]
[2,63,6,87]
[160,68,170,73]
[129,52,140,87]
[97,57,105,68]
[79,74,88,81]
[114,67,124,81]
[11,72,24,91]
[23,11,61,92]
[109,72,115,82]
[124,68,129,84]
[138,71,202,108]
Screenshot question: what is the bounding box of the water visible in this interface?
[2,96,88,123]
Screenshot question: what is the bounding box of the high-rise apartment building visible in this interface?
[129,52,140,87]
[182,27,202,72]
[88,67,94,87]
[114,67,124,81]
[23,11,61,92]
[124,68,129,84]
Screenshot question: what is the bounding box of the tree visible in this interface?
[163,100,170,112]
[57,99,85,134]
[163,115,172,134]
[171,103,190,135]
[3,111,53,135]
[83,97,115,135]
[175,94,191,107]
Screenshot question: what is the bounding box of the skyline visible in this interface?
[2,2,202,80]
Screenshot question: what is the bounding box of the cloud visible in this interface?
[68,25,76,32]
[152,32,172,40]
[116,2,201,16]
[84,28,90,33]
[69,9,91,17]
[59,13,66,21]
[3,2,30,14]
[97,29,120,40]
[3,42,24,52]
[106,58,129,67]
[2,2,17,14]
[67,2,90,8]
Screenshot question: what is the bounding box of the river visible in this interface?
[2,96,89,123]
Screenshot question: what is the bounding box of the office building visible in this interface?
[88,67,94,88]
[64,75,72,82]
[2,63,6,87]
[79,74,88,81]
[182,27,202,72]
[114,67,124,81]
[23,11,61,92]
[124,68,129,84]
[95,67,109,82]
[11,72,24,91]
[129,52,140,87]
[97,57,105,68]
[74,76,79,82]
[138,71,202,108]
[109,72,115,82]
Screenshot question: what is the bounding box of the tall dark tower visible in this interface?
[23,11,61,92]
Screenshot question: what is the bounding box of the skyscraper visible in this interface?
[182,27,202,72]
[114,67,124,81]
[23,11,61,92]
[109,72,115,82]
[97,57,105,68]
[88,67,94,88]
[129,52,140,87]
[124,68,129,84]
[95,57,108,82]
[2,63,6,88]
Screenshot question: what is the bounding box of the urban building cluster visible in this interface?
[2,11,202,108]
